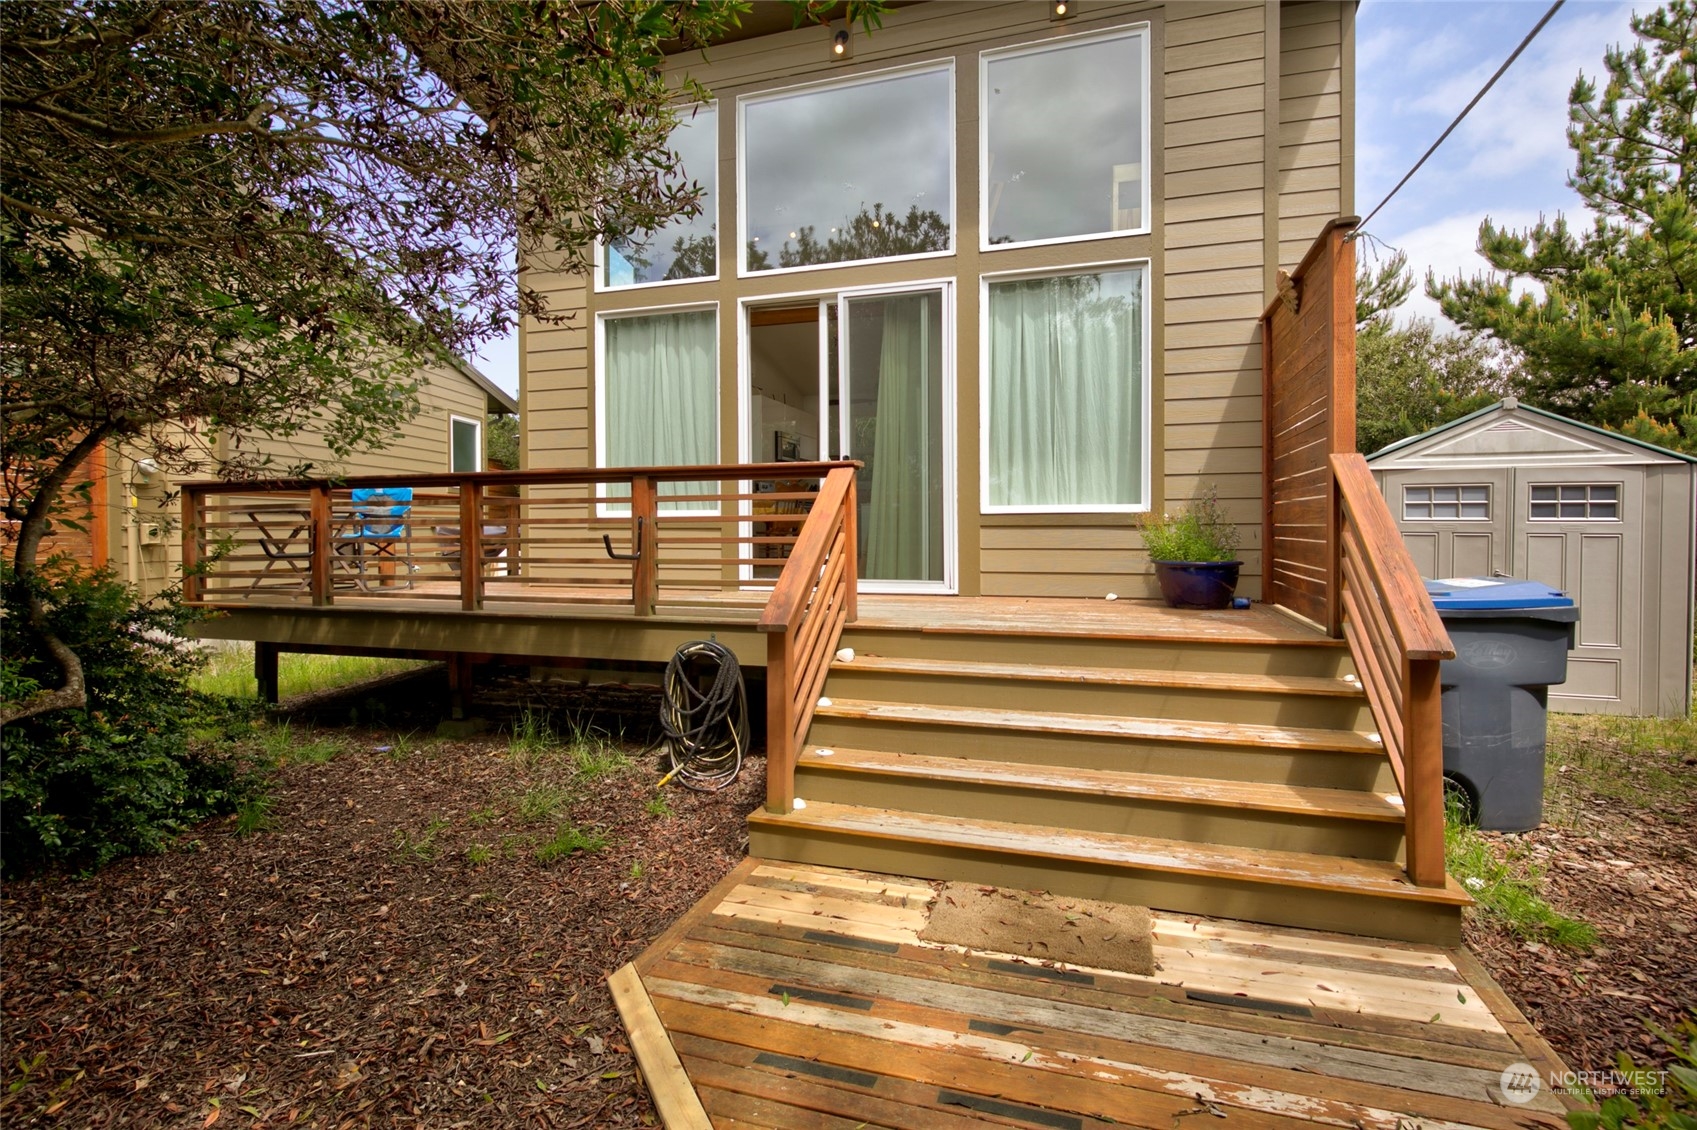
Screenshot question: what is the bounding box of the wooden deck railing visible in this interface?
[180,462,859,615]
[1264,219,1456,890]
[758,465,858,815]
[1332,454,1453,887]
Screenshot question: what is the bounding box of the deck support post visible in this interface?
[254,641,280,705]
[181,486,205,605]
[448,652,475,720]
[460,481,484,612]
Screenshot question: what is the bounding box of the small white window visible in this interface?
[1404,484,1490,521]
[1529,483,1619,521]
[450,415,482,473]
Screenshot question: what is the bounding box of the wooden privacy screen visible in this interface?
[1262,217,1358,634]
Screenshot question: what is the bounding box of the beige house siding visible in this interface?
[106,357,506,598]
[521,0,1355,599]
[1277,0,1352,271]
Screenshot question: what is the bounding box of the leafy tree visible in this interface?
[1355,253,1520,453]
[0,0,883,726]
[1428,1,1696,450]
[486,412,521,471]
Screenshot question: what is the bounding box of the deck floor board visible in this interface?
[618,862,1580,1130]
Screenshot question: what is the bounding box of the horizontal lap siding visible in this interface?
[1278,2,1348,270]
[524,271,590,473]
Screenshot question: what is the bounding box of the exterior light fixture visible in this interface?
[832,28,851,58]
[1051,0,1073,18]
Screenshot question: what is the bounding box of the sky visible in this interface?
[466,0,1644,395]
[1355,0,1638,323]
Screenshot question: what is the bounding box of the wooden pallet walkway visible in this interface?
[613,860,1582,1130]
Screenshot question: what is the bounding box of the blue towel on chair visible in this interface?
[350,487,412,539]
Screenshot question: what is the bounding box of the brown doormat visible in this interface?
[919,883,1155,977]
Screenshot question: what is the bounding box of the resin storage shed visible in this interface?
[1368,398,1695,718]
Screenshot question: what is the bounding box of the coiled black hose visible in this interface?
[656,639,749,792]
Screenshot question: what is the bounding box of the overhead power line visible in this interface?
[1352,0,1566,239]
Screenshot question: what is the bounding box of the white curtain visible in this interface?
[987,270,1143,508]
[604,310,717,507]
[864,294,939,580]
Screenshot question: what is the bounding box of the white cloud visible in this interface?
[1376,208,1550,327]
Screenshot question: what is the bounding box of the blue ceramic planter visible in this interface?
[1153,560,1242,610]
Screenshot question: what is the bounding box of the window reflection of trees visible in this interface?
[746,203,948,271]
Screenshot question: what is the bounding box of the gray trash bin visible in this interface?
[1424,578,1578,832]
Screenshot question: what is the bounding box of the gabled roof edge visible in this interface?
[1364,398,1697,465]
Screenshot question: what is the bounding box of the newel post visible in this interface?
[460,479,484,612]
[309,485,333,606]
[1404,657,1448,887]
[181,486,205,604]
[765,627,795,814]
[842,470,859,624]
[631,475,659,616]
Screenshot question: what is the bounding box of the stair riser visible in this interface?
[840,630,1353,678]
[794,768,1405,860]
[806,718,1397,791]
[748,824,1461,947]
[826,670,1372,729]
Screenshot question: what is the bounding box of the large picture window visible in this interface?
[982,28,1148,248]
[741,66,953,274]
[983,265,1146,511]
[598,308,718,509]
[602,105,717,288]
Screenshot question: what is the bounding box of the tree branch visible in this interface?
[0,96,274,145]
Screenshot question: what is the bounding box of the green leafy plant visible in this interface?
[1139,487,1241,563]
[393,817,451,862]
[534,823,608,863]
[0,564,262,876]
[1568,1016,1697,1130]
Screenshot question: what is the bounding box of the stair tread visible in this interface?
[816,698,1384,754]
[836,655,1363,697]
[750,802,1471,907]
[797,747,1404,822]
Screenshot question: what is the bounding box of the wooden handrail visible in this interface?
[177,461,857,494]
[1331,452,1455,888]
[1331,455,1450,659]
[758,465,859,814]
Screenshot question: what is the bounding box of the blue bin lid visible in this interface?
[1423,577,1575,611]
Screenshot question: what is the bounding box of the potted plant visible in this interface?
[1139,487,1243,609]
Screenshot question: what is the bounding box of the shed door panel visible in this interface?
[1510,469,1641,713]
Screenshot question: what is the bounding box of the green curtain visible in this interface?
[987,269,1143,508]
[604,309,717,508]
[864,293,939,580]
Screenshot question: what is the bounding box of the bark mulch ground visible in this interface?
[3,669,763,1128]
[1463,724,1697,1079]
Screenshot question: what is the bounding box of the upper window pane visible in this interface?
[604,106,717,288]
[742,68,952,273]
[984,30,1146,246]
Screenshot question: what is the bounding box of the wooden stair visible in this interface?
[748,614,1468,946]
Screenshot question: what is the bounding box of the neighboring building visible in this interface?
[1368,398,1696,718]
[521,0,1355,600]
[32,353,515,598]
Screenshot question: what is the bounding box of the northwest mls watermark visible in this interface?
[1499,1061,1671,1104]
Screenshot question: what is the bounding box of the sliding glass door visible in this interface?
[742,283,953,592]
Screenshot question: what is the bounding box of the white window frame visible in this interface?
[735,277,959,595]
[979,24,1152,254]
[593,101,720,295]
[593,300,721,516]
[1528,482,1622,522]
[1402,483,1492,521]
[978,257,1153,515]
[448,413,483,473]
[736,59,958,281]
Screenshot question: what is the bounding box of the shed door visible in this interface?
[1386,470,1510,580]
[1509,468,1642,712]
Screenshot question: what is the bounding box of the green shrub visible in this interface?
[1568,1016,1697,1130]
[1,562,261,877]
[1139,487,1242,563]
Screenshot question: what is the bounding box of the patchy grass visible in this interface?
[1545,706,1697,826]
[256,722,346,766]
[534,823,609,863]
[1445,798,1598,948]
[191,645,427,701]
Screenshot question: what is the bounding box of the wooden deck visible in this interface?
[614,860,1580,1130]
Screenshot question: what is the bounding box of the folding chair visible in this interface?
[346,487,414,591]
[246,509,312,592]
